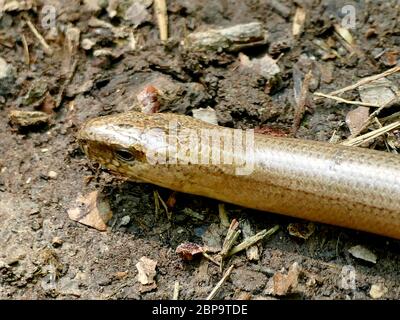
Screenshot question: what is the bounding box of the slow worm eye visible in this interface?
[115,148,135,162]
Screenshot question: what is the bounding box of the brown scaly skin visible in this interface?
[78,111,400,239]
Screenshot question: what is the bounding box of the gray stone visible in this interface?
[0,57,16,95]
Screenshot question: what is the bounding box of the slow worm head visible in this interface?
[78,111,400,239]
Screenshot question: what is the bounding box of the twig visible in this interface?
[105,283,130,299]
[25,17,53,56]
[334,30,356,56]
[155,190,171,220]
[154,190,160,217]
[373,118,392,152]
[64,27,80,75]
[374,117,399,153]
[202,252,221,267]
[227,225,279,257]
[55,59,78,109]
[380,111,400,124]
[241,220,259,260]
[172,281,180,300]
[316,65,400,100]
[154,0,168,42]
[21,34,30,65]
[335,234,341,258]
[129,32,137,51]
[292,70,312,136]
[220,219,240,258]
[329,128,342,144]
[206,265,234,300]
[313,92,379,107]
[341,120,400,147]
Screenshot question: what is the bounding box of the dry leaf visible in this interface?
[287,222,315,240]
[136,256,157,285]
[346,106,370,136]
[67,191,112,231]
[176,242,204,261]
[348,245,377,264]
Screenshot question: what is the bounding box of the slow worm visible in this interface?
[78,111,400,239]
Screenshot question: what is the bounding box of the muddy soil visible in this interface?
[1,0,399,299]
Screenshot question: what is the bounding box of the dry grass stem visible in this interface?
[206,265,235,300]
[154,0,168,42]
[227,225,279,257]
[341,120,400,147]
[316,65,400,100]
[25,17,53,55]
[313,92,380,107]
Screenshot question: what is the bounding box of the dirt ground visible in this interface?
[1,0,400,300]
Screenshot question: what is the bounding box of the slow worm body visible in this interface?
[78,112,400,239]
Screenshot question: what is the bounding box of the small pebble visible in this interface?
[120,215,131,226]
[327,114,337,121]
[81,38,96,50]
[114,271,128,280]
[31,219,42,231]
[0,56,16,95]
[52,237,63,247]
[369,284,388,299]
[48,171,58,179]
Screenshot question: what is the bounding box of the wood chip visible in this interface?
[8,110,50,128]
[292,6,306,37]
[292,70,313,136]
[184,22,268,52]
[154,0,168,42]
